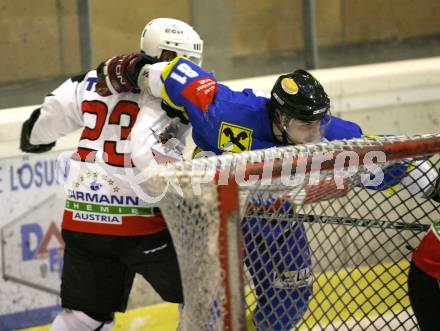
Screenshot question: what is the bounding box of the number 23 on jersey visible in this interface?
[76,100,139,167]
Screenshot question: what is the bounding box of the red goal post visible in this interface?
[144,134,440,331]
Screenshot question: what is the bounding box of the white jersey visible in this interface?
[30,70,190,236]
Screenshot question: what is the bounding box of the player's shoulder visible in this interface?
[160,56,218,112]
[221,87,269,113]
[68,70,97,86]
[162,56,214,85]
[325,115,362,140]
[77,70,99,94]
[163,56,202,71]
[69,69,145,99]
[70,71,94,83]
[49,70,97,96]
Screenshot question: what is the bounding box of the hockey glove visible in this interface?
[95,53,158,96]
[161,101,190,125]
[20,108,56,153]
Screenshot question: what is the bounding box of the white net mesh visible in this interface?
[145,134,440,331]
[148,175,227,331]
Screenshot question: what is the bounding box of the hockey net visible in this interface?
[145,134,440,331]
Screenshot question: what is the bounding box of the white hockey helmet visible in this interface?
[140,18,203,65]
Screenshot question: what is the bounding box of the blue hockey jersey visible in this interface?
[155,57,424,330]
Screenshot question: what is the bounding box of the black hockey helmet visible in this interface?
[270,69,330,122]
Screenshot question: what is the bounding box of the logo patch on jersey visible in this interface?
[72,212,122,224]
[73,171,121,194]
[281,77,299,95]
[218,122,253,153]
[181,77,217,112]
[89,179,102,191]
[273,267,313,289]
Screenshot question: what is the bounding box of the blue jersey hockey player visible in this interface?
[94,55,363,330]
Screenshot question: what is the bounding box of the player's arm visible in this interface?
[353,134,440,198]
[323,121,439,198]
[20,75,85,153]
[158,56,218,116]
[94,53,159,96]
[20,107,56,153]
[95,54,217,121]
[322,120,410,192]
[130,99,190,168]
[361,158,438,196]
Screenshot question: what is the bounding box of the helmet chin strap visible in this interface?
[281,124,298,145]
[274,112,296,145]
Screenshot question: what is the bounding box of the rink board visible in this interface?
[0,152,67,331]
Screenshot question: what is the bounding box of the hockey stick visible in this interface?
[246,210,430,232]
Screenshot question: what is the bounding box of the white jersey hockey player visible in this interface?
[20,18,202,331]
